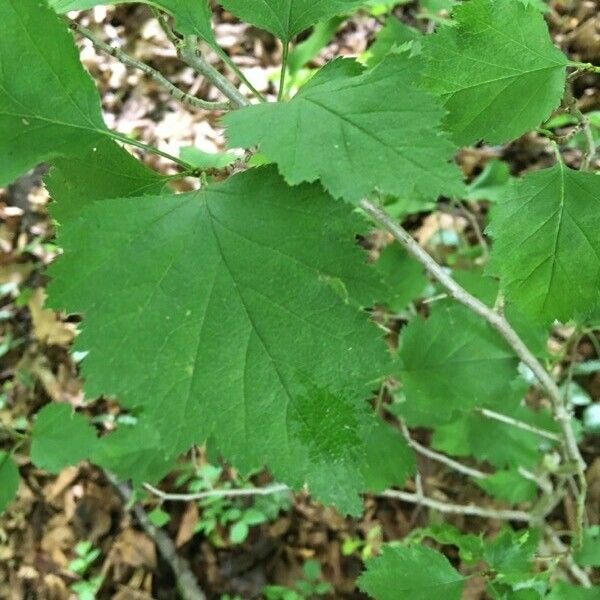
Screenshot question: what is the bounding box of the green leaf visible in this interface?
[0,0,107,186]
[574,526,600,568]
[48,167,393,514]
[49,0,216,46]
[46,139,170,223]
[179,146,237,170]
[421,0,567,145]
[230,520,250,544]
[361,422,415,492]
[363,17,421,68]
[547,582,600,599]
[0,452,19,513]
[431,397,558,470]
[358,544,465,600]
[93,421,175,486]
[397,305,518,426]
[488,163,600,324]
[411,523,484,564]
[31,404,98,474]
[225,56,464,204]
[218,0,362,42]
[476,470,537,503]
[484,528,538,576]
[466,159,512,203]
[373,244,428,312]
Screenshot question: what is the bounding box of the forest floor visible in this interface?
[0,1,599,598]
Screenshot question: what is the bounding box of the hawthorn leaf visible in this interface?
[93,422,175,486]
[0,0,107,186]
[46,139,171,222]
[361,422,415,492]
[358,544,465,600]
[218,0,362,42]
[48,167,392,514]
[49,0,215,46]
[225,56,464,204]
[373,244,428,312]
[484,528,539,576]
[476,470,537,503]
[363,16,421,68]
[412,523,484,565]
[488,163,600,324]
[466,159,512,203]
[574,527,600,568]
[0,453,19,514]
[421,0,567,145]
[547,582,600,600]
[31,404,98,474]
[431,394,559,470]
[179,146,237,170]
[396,305,518,426]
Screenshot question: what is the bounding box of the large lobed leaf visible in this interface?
[225,56,464,204]
[46,138,171,222]
[397,305,519,426]
[47,166,400,514]
[421,0,567,145]
[218,0,363,42]
[0,0,106,186]
[488,163,600,324]
[358,544,465,600]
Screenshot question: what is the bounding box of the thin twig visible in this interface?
[380,489,532,522]
[399,421,488,480]
[70,21,229,111]
[178,36,250,108]
[151,6,181,47]
[477,408,561,442]
[144,482,290,502]
[359,199,587,538]
[110,475,207,600]
[563,89,596,170]
[144,481,531,522]
[548,530,592,588]
[451,199,489,262]
[569,60,600,75]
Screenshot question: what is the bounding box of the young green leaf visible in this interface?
[31,404,98,474]
[358,544,465,600]
[431,392,559,470]
[218,0,362,42]
[547,582,600,599]
[361,422,415,492]
[373,244,428,312]
[225,56,464,204]
[363,16,421,68]
[0,452,20,514]
[0,0,107,186]
[466,159,512,203]
[483,528,538,576]
[47,167,393,514]
[49,0,216,47]
[574,526,600,568]
[488,163,600,324]
[179,146,237,170]
[421,0,567,145]
[476,470,537,503]
[397,306,518,426]
[46,139,171,222]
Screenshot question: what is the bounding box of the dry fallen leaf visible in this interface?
[28,288,76,346]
